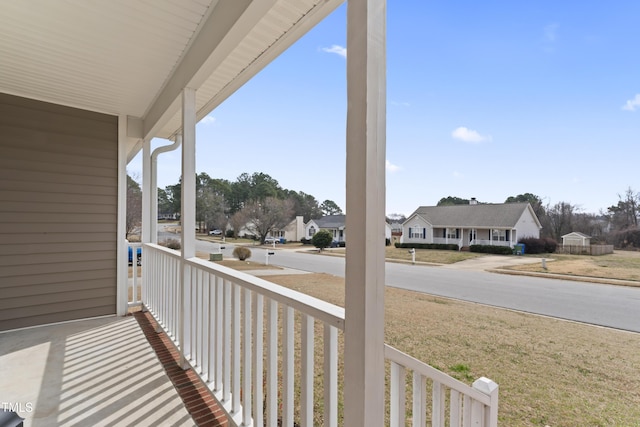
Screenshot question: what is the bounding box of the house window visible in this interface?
[309,226,316,236]
[446,228,459,239]
[410,227,424,239]
[492,229,506,241]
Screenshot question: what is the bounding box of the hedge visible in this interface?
[518,237,558,254]
[395,243,459,251]
[469,245,513,255]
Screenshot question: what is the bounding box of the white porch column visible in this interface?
[179,87,197,369]
[117,115,128,316]
[181,88,197,259]
[141,138,152,244]
[344,0,386,426]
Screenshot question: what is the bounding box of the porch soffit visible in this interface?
[0,0,343,158]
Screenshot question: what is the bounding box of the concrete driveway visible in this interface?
[442,254,547,271]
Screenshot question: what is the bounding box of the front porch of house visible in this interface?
[0,314,222,426]
[420,228,518,249]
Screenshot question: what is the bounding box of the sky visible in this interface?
[129,1,640,216]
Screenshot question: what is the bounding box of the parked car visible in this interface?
[209,229,222,235]
[128,246,142,266]
[264,237,279,244]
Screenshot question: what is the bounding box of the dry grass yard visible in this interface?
[264,272,640,427]
[503,251,640,285]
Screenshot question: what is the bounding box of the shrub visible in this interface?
[518,237,557,254]
[312,230,333,251]
[543,237,558,253]
[225,229,234,238]
[232,246,252,261]
[163,239,181,250]
[300,237,311,245]
[469,245,513,255]
[385,238,391,246]
[395,243,459,251]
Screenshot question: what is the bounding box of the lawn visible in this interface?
[263,272,640,427]
[502,251,640,283]
[318,246,483,264]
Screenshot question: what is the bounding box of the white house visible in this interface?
[304,214,392,244]
[270,215,305,242]
[402,201,542,249]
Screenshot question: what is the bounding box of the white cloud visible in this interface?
[322,44,347,58]
[453,171,464,179]
[622,94,640,112]
[200,115,216,125]
[386,160,401,173]
[451,126,491,143]
[390,100,411,107]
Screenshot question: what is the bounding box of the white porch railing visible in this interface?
[127,241,143,307]
[386,345,498,427]
[141,243,498,427]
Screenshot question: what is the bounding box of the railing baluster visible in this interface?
[432,381,445,427]
[207,273,215,383]
[390,361,405,427]
[323,325,338,427]
[202,272,210,379]
[266,299,278,427]
[223,279,232,404]
[450,390,462,427]
[252,293,264,427]
[242,288,252,426]
[232,283,241,414]
[412,371,426,427]
[215,275,223,392]
[301,314,314,427]
[282,306,294,427]
[463,395,472,427]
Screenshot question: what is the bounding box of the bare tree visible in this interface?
[126,175,142,239]
[229,210,247,239]
[546,201,578,241]
[608,187,639,231]
[241,197,294,244]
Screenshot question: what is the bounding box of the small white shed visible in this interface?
[561,232,591,247]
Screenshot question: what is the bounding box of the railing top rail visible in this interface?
[384,344,492,405]
[144,243,345,330]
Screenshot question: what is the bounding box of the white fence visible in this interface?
[141,243,498,426]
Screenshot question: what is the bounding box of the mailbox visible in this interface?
[267,251,275,256]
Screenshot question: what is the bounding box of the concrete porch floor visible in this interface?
[0,314,222,426]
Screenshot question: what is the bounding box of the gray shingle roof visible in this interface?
[408,203,533,228]
[313,214,346,229]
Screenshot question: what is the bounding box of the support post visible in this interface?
[116,115,128,316]
[344,0,387,426]
[180,87,197,369]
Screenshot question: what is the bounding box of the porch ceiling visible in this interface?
[0,0,342,158]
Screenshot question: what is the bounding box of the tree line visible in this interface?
[434,189,640,248]
[128,172,342,243]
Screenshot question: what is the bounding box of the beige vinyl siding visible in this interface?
[0,94,118,331]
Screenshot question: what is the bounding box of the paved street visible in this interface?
[157,231,640,333]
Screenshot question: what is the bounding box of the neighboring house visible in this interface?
[389,221,403,245]
[562,232,591,247]
[270,215,305,242]
[305,214,347,242]
[402,201,542,249]
[304,214,392,244]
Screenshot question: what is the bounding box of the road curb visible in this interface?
[488,268,640,288]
